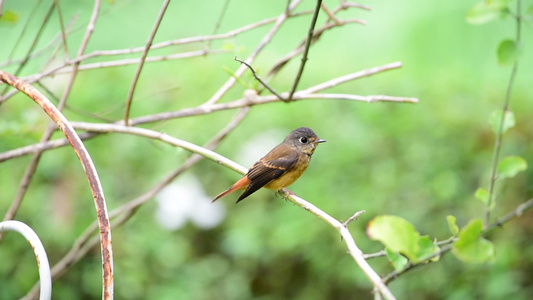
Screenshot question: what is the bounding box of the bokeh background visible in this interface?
[1,0,532,299]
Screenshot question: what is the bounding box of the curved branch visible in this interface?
[0,71,114,300]
[0,221,51,300]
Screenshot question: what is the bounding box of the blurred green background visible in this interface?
[1,0,532,299]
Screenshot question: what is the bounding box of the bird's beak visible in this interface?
[315,138,326,144]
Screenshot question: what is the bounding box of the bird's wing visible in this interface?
[237,144,299,202]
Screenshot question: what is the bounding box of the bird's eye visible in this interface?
[299,137,308,144]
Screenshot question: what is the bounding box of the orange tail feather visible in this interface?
[212,176,250,203]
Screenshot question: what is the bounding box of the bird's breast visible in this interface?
[265,154,311,190]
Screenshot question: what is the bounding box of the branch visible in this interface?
[485,0,522,227]
[286,192,395,299]
[204,0,302,105]
[0,71,114,300]
[343,210,366,227]
[0,62,417,163]
[234,56,285,100]
[0,221,51,300]
[124,0,171,126]
[287,0,323,101]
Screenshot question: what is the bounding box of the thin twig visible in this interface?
[363,250,386,260]
[204,0,302,105]
[234,56,285,100]
[40,50,222,75]
[2,0,43,68]
[343,210,366,227]
[287,0,323,101]
[204,0,230,51]
[54,0,69,57]
[1,2,55,96]
[321,2,342,25]
[485,198,533,232]
[267,18,368,79]
[124,0,171,126]
[485,0,522,227]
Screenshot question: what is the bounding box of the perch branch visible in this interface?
[39,118,395,299]
[285,192,394,299]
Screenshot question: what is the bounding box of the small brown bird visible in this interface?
[213,127,326,203]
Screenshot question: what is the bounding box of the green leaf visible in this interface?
[0,10,19,23]
[452,219,495,263]
[498,156,528,179]
[367,215,420,262]
[416,235,440,262]
[488,110,515,134]
[475,187,494,210]
[447,215,459,236]
[475,187,489,205]
[497,39,519,66]
[486,0,512,9]
[466,1,503,24]
[385,248,408,271]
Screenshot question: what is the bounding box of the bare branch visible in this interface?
[1,2,55,95]
[124,0,171,126]
[286,192,395,299]
[204,0,302,105]
[234,56,285,100]
[343,210,366,227]
[287,0,323,101]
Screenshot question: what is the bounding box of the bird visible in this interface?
[212,127,326,203]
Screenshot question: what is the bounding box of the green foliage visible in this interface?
[367,215,439,264]
[497,39,520,66]
[452,219,495,263]
[447,215,459,236]
[1,0,532,299]
[0,10,19,23]
[475,187,494,210]
[498,156,528,179]
[466,0,510,24]
[488,110,515,134]
[385,248,408,271]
